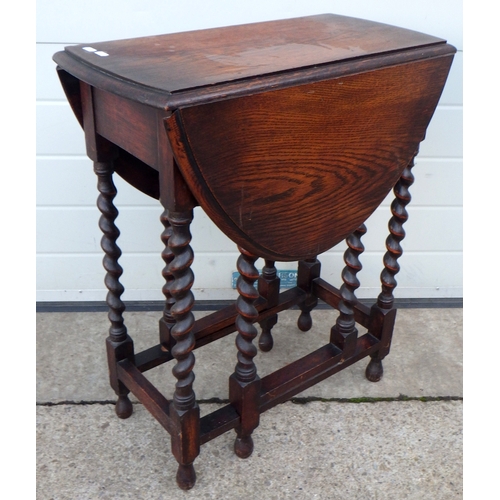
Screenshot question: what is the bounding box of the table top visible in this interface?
[55,14,445,97]
[53,14,455,261]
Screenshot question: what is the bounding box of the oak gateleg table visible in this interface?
[53,14,455,490]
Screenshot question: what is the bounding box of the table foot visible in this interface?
[365,357,383,382]
[258,329,274,351]
[234,435,254,458]
[115,395,133,419]
[258,313,277,352]
[297,311,313,332]
[176,463,196,490]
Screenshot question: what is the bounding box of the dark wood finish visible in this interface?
[164,209,200,489]
[117,359,173,434]
[230,247,261,458]
[331,224,367,359]
[81,79,135,419]
[259,332,380,412]
[58,14,446,99]
[257,260,280,352]
[133,286,308,373]
[167,55,452,261]
[313,278,372,328]
[158,210,175,350]
[366,154,417,382]
[95,159,134,419]
[53,14,455,490]
[297,258,321,331]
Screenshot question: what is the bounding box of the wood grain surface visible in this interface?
[167,54,454,260]
[62,14,444,93]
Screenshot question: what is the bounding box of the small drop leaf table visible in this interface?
[53,14,455,490]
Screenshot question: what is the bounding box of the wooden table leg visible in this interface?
[230,247,261,458]
[166,209,200,490]
[258,260,280,352]
[331,224,367,360]
[367,154,416,381]
[80,81,135,419]
[94,160,134,419]
[159,209,176,351]
[297,257,321,331]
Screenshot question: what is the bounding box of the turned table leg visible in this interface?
[258,260,280,352]
[94,161,134,419]
[297,257,321,331]
[367,155,416,382]
[230,247,261,458]
[166,209,200,490]
[331,224,367,359]
[159,209,176,351]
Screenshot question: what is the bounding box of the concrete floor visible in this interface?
[36,307,462,499]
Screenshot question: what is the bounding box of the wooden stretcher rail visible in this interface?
[313,278,372,329]
[259,332,379,412]
[120,283,379,448]
[199,331,380,443]
[134,287,308,372]
[117,359,173,435]
[120,332,380,446]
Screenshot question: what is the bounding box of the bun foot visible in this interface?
[176,463,196,490]
[115,395,133,419]
[297,311,312,332]
[365,358,383,382]
[234,436,254,458]
[259,330,274,352]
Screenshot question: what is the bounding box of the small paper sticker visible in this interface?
[95,51,109,57]
[82,46,96,52]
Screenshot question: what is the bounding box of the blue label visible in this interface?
[232,270,298,289]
